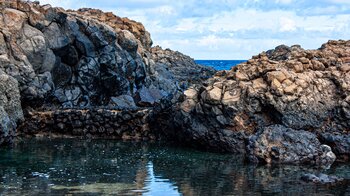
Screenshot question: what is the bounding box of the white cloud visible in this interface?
[39,0,85,9]
[279,17,296,32]
[326,0,350,4]
[275,0,293,4]
[38,0,350,60]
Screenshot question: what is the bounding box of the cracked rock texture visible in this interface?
[247,125,336,167]
[0,70,23,145]
[0,0,214,144]
[172,40,350,166]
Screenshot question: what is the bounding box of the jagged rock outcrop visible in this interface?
[247,125,336,167]
[173,40,350,166]
[150,46,215,89]
[0,0,214,144]
[72,8,152,53]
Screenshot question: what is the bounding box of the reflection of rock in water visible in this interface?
[1,139,350,195]
[51,183,135,195]
[151,151,248,195]
[134,146,149,194]
[0,139,151,195]
[151,151,350,196]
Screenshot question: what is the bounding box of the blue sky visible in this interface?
[40,0,350,59]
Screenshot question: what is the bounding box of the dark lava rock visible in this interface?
[134,86,166,106]
[0,70,23,145]
[247,125,336,167]
[52,62,72,88]
[150,46,215,89]
[0,0,214,144]
[110,95,137,110]
[320,133,350,161]
[0,0,213,110]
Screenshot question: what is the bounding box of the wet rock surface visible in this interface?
[247,125,336,167]
[301,173,345,184]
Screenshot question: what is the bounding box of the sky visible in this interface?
[39,0,350,60]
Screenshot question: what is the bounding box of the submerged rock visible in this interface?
[301,173,345,184]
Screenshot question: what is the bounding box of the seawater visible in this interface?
[195,60,246,70]
[0,138,349,195]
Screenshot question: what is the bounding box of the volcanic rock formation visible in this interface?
[0,0,214,144]
[173,40,350,166]
[1,0,349,168]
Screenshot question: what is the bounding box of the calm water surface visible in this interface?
[0,138,349,195]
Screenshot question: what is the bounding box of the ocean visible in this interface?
[195,60,246,71]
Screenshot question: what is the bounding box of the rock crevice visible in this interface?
[0,0,214,144]
[172,40,350,166]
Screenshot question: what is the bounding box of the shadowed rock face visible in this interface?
[72,8,153,53]
[172,40,350,165]
[247,125,336,167]
[0,0,214,145]
[0,70,23,145]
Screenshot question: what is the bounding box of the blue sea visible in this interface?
[195,60,246,70]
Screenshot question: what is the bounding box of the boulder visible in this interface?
[18,24,56,73]
[52,62,72,87]
[247,125,336,167]
[135,86,166,106]
[3,8,27,31]
[118,30,139,57]
[110,95,137,110]
[320,133,350,161]
[43,22,70,50]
